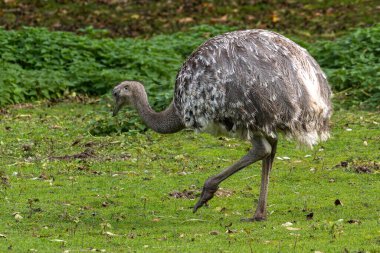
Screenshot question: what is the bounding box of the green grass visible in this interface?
[0,100,379,252]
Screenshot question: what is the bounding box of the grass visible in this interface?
[0,100,379,252]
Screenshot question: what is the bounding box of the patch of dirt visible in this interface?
[335,160,379,174]
[84,141,96,147]
[49,148,96,161]
[0,108,8,115]
[0,0,377,40]
[45,94,96,107]
[215,188,234,197]
[353,164,376,174]
[169,187,234,200]
[169,189,196,200]
[347,219,361,224]
[1,175,10,187]
[10,103,35,109]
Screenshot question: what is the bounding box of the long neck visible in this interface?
[133,88,184,134]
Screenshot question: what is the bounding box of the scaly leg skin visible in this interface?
[193,136,272,213]
[242,137,277,222]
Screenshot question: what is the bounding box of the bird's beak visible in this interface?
[112,103,121,117]
[112,91,122,117]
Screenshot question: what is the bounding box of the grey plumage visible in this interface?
[112,29,332,220]
[175,29,332,147]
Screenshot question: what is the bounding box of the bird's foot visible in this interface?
[241,210,267,222]
[193,185,218,213]
[240,216,267,222]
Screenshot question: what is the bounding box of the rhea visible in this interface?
[112,29,332,221]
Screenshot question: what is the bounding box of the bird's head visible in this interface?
[112,80,144,116]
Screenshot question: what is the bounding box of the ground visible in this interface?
[0,100,379,252]
[1,0,379,40]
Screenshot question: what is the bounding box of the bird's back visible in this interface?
[174,30,332,147]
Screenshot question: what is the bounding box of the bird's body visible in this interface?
[112,29,332,221]
[174,29,331,147]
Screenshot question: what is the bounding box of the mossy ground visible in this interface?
[0,100,379,252]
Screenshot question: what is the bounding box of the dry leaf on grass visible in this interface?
[281,222,293,227]
[286,227,301,231]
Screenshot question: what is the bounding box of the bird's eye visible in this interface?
[124,86,128,90]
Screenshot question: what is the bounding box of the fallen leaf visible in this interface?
[14,213,23,222]
[178,17,194,24]
[174,154,185,161]
[152,218,160,222]
[209,230,220,235]
[210,15,228,23]
[286,227,301,231]
[226,229,237,234]
[50,239,66,243]
[50,124,62,129]
[0,234,6,238]
[334,199,343,206]
[281,222,293,227]
[17,114,31,118]
[103,231,117,237]
[131,14,140,19]
[182,219,207,223]
[271,11,280,23]
[246,15,255,21]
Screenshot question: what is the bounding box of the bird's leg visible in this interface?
[193,136,272,213]
[244,137,277,221]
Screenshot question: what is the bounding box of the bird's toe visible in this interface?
[193,185,218,213]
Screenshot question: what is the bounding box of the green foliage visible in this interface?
[0,25,233,109]
[308,24,380,109]
[0,25,379,134]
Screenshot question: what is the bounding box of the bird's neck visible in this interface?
[133,88,184,134]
